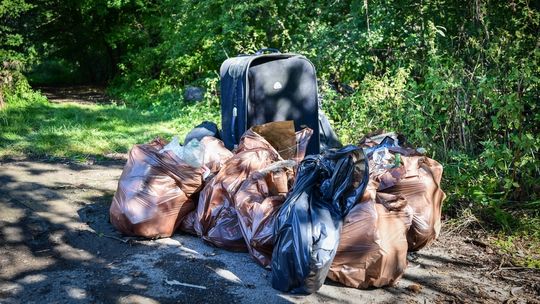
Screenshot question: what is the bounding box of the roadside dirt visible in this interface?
[35,86,112,105]
[1,159,539,304]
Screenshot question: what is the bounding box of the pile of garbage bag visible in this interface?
[109,123,446,293]
[325,134,446,289]
[271,145,369,293]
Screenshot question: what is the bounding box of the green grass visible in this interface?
[492,231,540,268]
[0,89,219,161]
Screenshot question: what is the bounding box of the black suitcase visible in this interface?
[220,48,322,155]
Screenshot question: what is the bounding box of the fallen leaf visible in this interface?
[510,286,523,296]
[407,284,422,293]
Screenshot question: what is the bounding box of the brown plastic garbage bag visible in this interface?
[179,209,198,235]
[177,138,233,235]
[110,138,205,238]
[194,145,280,251]
[234,160,295,266]
[194,121,312,251]
[110,137,233,238]
[375,155,446,251]
[360,135,446,251]
[328,180,413,288]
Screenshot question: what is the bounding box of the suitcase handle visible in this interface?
[255,48,281,55]
[231,106,238,144]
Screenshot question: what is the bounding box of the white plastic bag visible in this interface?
[159,136,203,168]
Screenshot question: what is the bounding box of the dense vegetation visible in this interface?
[1,0,539,258]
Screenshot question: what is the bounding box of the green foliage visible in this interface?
[0,71,43,107]
[1,0,539,236]
[0,0,33,62]
[26,59,86,85]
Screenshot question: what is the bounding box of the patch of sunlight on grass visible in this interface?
[1,133,23,141]
[0,96,220,161]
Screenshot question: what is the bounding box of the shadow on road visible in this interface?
[0,161,250,303]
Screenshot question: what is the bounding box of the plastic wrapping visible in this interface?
[234,160,295,266]
[194,121,313,251]
[109,138,205,238]
[271,145,369,294]
[328,180,413,288]
[318,110,342,152]
[160,137,204,168]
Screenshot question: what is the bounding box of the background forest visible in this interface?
[1,0,539,264]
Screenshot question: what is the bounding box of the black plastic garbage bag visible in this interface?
[184,121,220,144]
[271,145,369,294]
[318,111,342,152]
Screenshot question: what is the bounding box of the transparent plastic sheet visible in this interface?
[194,121,313,251]
[362,135,399,157]
[234,160,295,267]
[271,145,369,294]
[109,138,205,238]
[159,134,232,172]
[328,180,413,288]
[159,136,183,157]
[160,137,204,168]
